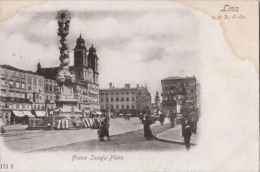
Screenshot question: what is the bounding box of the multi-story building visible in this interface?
[0,65,33,124]
[37,34,100,112]
[99,83,151,115]
[161,76,197,114]
[0,34,101,124]
[43,77,58,110]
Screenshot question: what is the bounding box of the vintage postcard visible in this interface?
[0,0,259,171]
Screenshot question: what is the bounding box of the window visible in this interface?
[126,105,129,109]
[132,97,135,101]
[116,105,119,109]
[33,78,37,85]
[16,104,19,109]
[1,89,6,96]
[9,80,14,87]
[111,98,113,102]
[101,98,103,102]
[126,97,129,101]
[39,79,42,86]
[28,77,32,84]
[126,92,129,95]
[21,82,25,89]
[15,81,19,88]
[116,97,119,102]
[121,97,124,101]
[121,105,124,109]
[132,105,134,109]
[21,93,25,98]
[191,89,194,93]
[106,98,108,102]
[49,85,53,92]
[28,85,32,90]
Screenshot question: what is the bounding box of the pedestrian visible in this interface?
[97,121,105,141]
[98,117,111,141]
[143,114,154,140]
[190,111,198,134]
[1,125,5,136]
[159,113,165,126]
[170,113,176,128]
[139,113,143,123]
[182,117,192,150]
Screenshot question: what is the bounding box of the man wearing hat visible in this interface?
[182,113,192,150]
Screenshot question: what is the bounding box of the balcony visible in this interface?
[0,96,30,103]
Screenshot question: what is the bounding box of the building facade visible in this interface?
[0,34,100,124]
[0,65,58,124]
[37,34,100,112]
[161,76,197,114]
[99,83,151,115]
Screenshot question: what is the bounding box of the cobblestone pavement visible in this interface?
[35,122,185,152]
[1,117,183,152]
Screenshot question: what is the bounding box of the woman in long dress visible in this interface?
[143,115,154,140]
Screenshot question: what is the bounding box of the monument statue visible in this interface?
[55,9,79,116]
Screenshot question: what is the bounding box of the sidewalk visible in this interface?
[155,124,199,145]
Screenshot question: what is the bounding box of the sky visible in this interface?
[0,1,202,100]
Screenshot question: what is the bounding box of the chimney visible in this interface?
[109,82,113,88]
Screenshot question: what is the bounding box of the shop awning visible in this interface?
[12,110,24,117]
[35,111,46,117]
[22,111,34,118]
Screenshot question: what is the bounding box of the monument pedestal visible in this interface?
[55,99,81,118]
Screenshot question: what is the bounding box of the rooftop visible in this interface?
[0,64,36,75]
[162,76,196,81]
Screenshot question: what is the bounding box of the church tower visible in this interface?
[74,34,88,81]
[87,44,99,83]
[74,34,87,67]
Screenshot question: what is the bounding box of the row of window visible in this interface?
[162,96,195,101]
[1,103,31,110]
[1,89,26,98]
[28,77,43,86]
[100,97,135,102]
[1,78,26,89]
[0,69,26,78]
[101,104,135,110]
[100,92,135,95]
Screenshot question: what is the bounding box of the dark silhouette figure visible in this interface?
[159,113,166,125]
[182,117,192,150]
[1,125,5,135]
[143,115,154,140]
[98,118,111,141]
